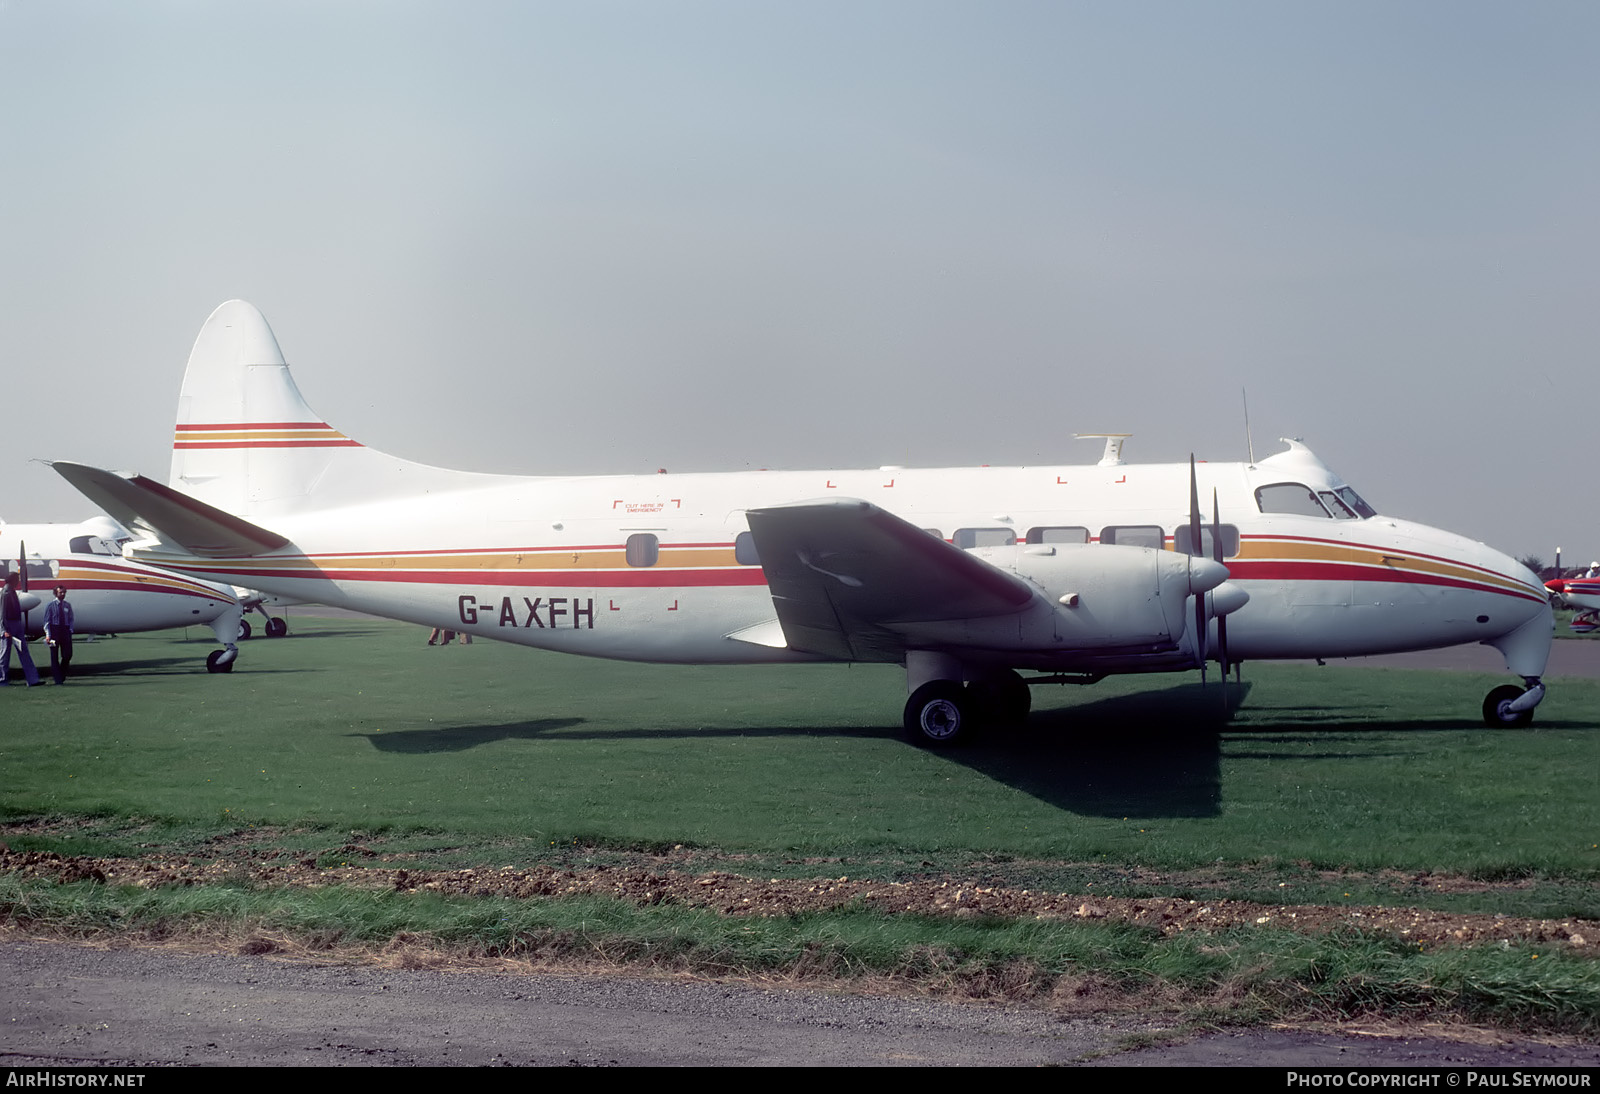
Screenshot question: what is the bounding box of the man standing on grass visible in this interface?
[1,571,40,687]
[44,584,74,685]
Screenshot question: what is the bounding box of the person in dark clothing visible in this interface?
[43,584,74,685]
[1,571,40,687]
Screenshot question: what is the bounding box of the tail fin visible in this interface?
[168,300,506,519]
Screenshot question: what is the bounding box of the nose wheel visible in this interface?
[1482,680,1544,728]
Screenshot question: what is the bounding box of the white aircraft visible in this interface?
[0,516,243,669]
[52,301,1552,738]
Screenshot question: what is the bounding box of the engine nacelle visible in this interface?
[891,542,1226,654]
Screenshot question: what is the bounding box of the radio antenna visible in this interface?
[1242,387,1256,467]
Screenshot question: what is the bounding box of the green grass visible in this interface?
[3,871,1596,1033]
[4,618,1596,873]
[3,616,1597,1031]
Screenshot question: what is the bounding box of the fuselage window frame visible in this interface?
[625,533,660,568]
[1173,523,1241,558]
[1100,525,1165,550]
[1025,525,1090,545]
[952,527,1017,549]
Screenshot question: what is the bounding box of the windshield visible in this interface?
[1257,481,1376,520]
[1335,486,1377,518]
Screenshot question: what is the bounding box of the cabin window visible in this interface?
[1025,526,1089,545]
[625,533,660,567]
[1174,523,1241,558]
[734,531,760,565]
[922,529,944,540]
[1100,525,1164,550]
[952,527,1016,549]
[7,559,57,581]
[1255,483,1332,518]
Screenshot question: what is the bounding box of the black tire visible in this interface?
[1482,684,1533,728]
[237,619,252,641]
[205,650,235,674]
[903,681,973,747]
[265,617,288,638]
[969,669,1031,726]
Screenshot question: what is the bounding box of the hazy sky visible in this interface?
[2,1,1595,565]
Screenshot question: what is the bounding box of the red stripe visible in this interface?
[289,542,739,560]
[59,559,226,596]
[1242,534,1517,582]
[48,580,232,602]
[173,439,364,449]
[1228,560,1546,602]
[157,566,769,589]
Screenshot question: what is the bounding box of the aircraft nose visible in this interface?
[1187,556,1229,595]
[1472,542,1553,678]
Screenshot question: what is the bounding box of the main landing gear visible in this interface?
[238,611,288,639]
[1482,678,1545,728]
[902,667,1032,748]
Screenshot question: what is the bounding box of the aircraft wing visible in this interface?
[51,462,289,557]
[744,499,1034,660]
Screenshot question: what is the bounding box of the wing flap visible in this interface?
[745,498,1035,659]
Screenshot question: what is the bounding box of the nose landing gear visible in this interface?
[1482,678,1545,728]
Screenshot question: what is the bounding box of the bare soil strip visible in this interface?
[4,847,1592,951]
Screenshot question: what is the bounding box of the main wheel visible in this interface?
[1482,685,1533,728]
[205,650,235,674]
[237,619,252,641]
[903,681,974,747]
[969,669,1031,726]
[265,617,288,638]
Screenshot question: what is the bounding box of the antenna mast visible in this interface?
[1242,388,1256,466]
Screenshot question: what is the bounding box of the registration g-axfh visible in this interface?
[53,301,1552,742]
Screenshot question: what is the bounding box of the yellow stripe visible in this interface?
[1238,539,1530,594]
[174,428,348,442]
[56,564,228,598]
[181,547,741,573]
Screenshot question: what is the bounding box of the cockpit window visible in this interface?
[1335,487,1377,518]
[1318,491,1358,520]
[68,535,122,556]
[1255,483,1333,518]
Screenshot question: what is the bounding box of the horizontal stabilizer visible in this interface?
[51,462,289,558]
[745,498,1034,660]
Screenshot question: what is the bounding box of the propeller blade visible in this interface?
[1189,456,1206,684]
[1212,488,1230,681]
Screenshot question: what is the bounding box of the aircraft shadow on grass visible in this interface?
[934,680,1247,819]
[350,718,587,753]
[256,628,377,641]
[55,655,219,678]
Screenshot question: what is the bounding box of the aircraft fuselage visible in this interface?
[129,454,1551,676]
